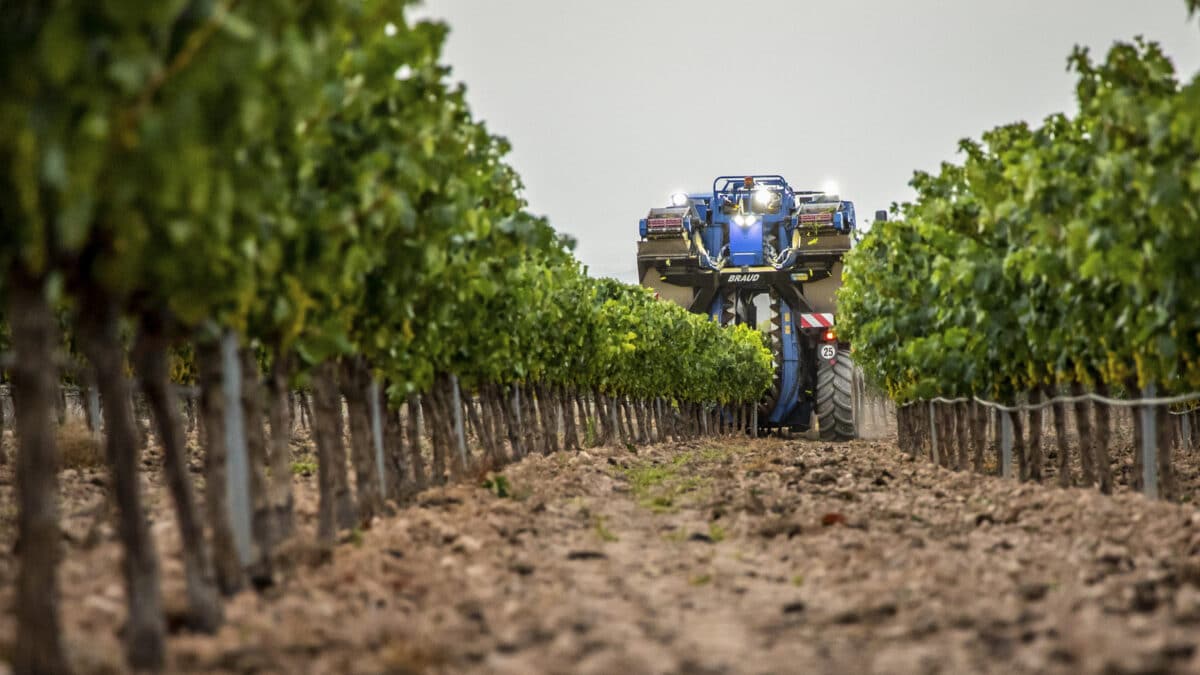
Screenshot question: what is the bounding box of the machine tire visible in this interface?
[816,348,856,441]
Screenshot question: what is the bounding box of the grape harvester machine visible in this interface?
[636,175,882,440]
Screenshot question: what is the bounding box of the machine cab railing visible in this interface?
[713,175,789,214]
[711,174,792,195]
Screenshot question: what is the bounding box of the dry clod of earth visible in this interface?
[4,435,1200,673]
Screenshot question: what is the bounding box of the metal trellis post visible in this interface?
[1141,384,1158,500]
[368,378,387,500]
[929,401,939,466]
[220,331,254,567]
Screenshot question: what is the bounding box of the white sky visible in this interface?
[414,1,1200,282]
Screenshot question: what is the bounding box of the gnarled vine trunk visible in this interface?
[341,358,382,523]
[133,316,222,632]
[384,403,408,500]
[491,384,516,463]
[1156,405,1175,501]
[298,390,313,434]
[463,389,491,467]
[594,390,611,445]
[537,382,560,455]
[0,384,8,466]
[311,361,356,541]
[1049,386,1071,488]
[429,381,451,480]
[447,375,469,477]
[407,393,427,488]
[266,352,295,543]
[576,391,592,446]
[1010,407,1028,482]
[938,403,954,469]
[79,296,166,669]
[504,385,524,459]
[971,400,987,473]
[520,383,540,455]
[1070,382,1096,487]
[955,401,970,471]
[1026,389,1044,482]
[9,278,70,675]
[635,399,649,444]
[896,405,911,456]
[561,385,580,451]
[614,396,629,444]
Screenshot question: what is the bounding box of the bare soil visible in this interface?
[3,430,1200,674]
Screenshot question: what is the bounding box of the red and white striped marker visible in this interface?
[798,313,835,328]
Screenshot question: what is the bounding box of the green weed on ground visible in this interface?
[482,474,512,498]
[291,458,318,476]
[593,515,619,542]
[621,444,736,513]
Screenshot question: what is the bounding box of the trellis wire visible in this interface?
[898,390,1200,412]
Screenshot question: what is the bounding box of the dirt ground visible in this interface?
[3,429,1200,674]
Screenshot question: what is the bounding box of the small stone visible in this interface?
[1095,543,1132,568]
[509,560,535,576]
[834,601,897,624]
[82,594,123,620]
[782,601,806,614]
[1173,585,1200,623]
[1130,580,1158,613]
[820,512,846,527]
[807,469,836,485]
[452,535,482,554]
[1163,640,1197,661]
[758,518,802,539]
[1187,533,1200,557]
[1017,582,1050,602]
[910,614,940,637]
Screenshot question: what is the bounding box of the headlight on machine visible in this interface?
[753,187,773,209]
[670,191,689,207]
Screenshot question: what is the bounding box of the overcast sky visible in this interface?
[414,1,1200,282]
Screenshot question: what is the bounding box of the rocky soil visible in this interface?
[3,432,1200,674]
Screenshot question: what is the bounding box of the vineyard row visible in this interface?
[0,2,775,672]
[840,29,1200,501]
[894,390,1200,500]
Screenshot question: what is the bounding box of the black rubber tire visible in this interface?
[816,348,856,441]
